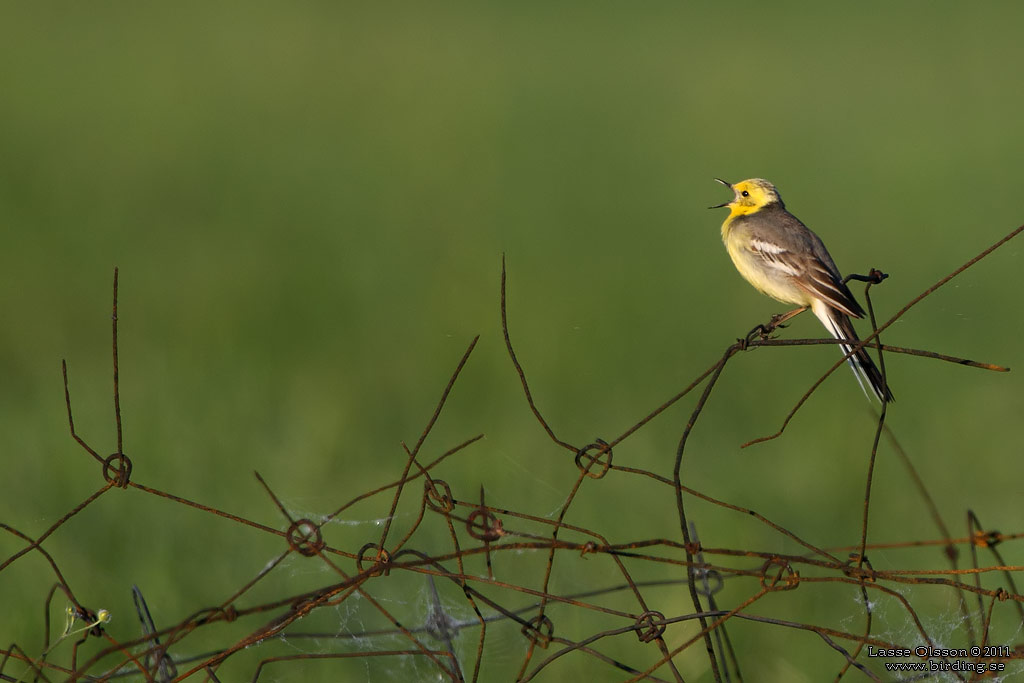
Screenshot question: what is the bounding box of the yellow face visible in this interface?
[713,178,782,217]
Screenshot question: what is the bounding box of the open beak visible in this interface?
[708,178,733,209]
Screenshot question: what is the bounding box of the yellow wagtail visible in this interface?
[711,178,893,402]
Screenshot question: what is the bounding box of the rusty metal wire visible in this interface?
[2,223,1023,681]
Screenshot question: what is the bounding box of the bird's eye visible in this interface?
[741,190,749,197]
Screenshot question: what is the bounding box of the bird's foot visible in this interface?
[738,306,808,349]
[767,312,792,330]
[739,323,773,350]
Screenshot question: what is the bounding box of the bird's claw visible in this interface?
[739,323,771,350]
[767,313,791,330]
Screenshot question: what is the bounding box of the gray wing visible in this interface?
[741,206,866,318]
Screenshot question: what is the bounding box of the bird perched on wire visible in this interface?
[711,177,893,402]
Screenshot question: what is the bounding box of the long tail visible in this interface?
[810,300,894,403]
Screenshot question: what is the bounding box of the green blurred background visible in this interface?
[2,2,1023,680]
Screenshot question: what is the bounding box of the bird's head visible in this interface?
[710,178,784,216]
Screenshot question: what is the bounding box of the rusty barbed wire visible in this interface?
[1,223,1022,681]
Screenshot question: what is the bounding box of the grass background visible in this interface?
[1,3,1023,680]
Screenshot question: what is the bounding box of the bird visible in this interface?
[711,177,893,402]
